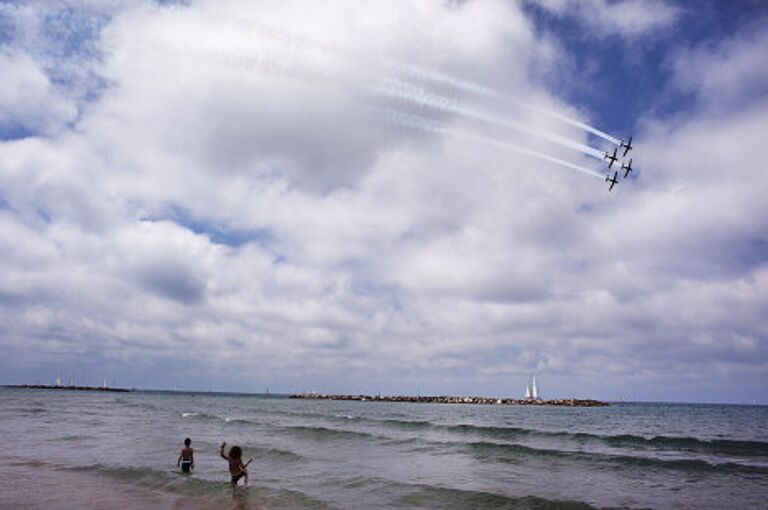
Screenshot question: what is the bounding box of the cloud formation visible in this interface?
[668,19,768,111]
[0,50,77,135]
[538,0,680,38]
[0,0,765,402]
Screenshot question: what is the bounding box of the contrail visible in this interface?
[371,108,605,180]
[390,64,622,145]
[373,77,606,160]
[186,15,623,146]
[144,43,611,162]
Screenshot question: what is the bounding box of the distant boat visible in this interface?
[55,374,62,387]
[524,374,539,400]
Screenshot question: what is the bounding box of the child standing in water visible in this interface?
[220,442,252,486]
[177,437,194,473]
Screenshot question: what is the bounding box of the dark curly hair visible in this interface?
[184,437,191,447]
[229,445,242,459]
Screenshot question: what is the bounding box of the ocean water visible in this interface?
[0,388,766,509]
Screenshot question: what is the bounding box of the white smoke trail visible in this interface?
[371,108,605,180]
[138,31,604,161]
[390,64,622,146]
[373,77,606,160]
[126,13,623,161]
[184,14,623,146]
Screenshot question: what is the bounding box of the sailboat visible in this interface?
[524,374,539,400]
[55,374,62,387]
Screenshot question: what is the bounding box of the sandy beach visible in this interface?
[0,456,261,510]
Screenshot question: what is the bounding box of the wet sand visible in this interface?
[0,456,259,510]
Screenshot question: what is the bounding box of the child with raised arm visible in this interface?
[220,442,252,486]
[177,437,194,473]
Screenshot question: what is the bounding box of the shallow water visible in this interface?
[1,388,766,509]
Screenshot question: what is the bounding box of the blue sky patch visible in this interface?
[158,206,274,249]
[523,0,768,136]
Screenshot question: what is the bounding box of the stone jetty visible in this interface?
[290,393,609,407]
[6,384,132,393]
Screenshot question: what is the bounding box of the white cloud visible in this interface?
[0,0,765,401]
[668,23,768,111]
[539,0,680,38]
[0,50,78,135]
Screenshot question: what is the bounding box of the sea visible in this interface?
[0,388,766,509]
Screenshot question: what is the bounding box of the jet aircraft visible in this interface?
[606,171,618,191]
[619,137,633,157]
[604,147,618,169]
[621,158,633,178]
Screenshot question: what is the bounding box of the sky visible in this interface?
[1,0,767,403]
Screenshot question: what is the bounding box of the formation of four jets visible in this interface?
[603,136,634,191]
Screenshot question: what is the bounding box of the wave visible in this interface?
[284,425,383,442]
[464,441,768,475]
[274,408,768,466]
[290,412,768,464]
[272,407,439,430]
[445,423,535,439]
[247,445,305,462]
[68,463,181,491]
[5,405,48,414]
[372,418,435,430]
[597,434,768,458]
[56,433,91,442]
[112,398,163,412]
[65,462,269,496]
[179,410,224,421]
[225,417,262,425]
[445,423,768,458]
[311,412,450,432]
[6,458,49,468]
[354,419,768,459]
[178,411,263,427]
[67,462,337,508]
[398,485,599,510]
[329,475,600,510]
[326,414,434,430]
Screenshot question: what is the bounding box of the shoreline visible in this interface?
[290,393,610,407]
[5,384,132,393]
[0,456,224,510]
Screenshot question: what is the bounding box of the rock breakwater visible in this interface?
[6,384,132,393]
[290,393,609,407]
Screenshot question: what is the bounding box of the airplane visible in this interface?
[606,171,618,191]
[621,158,633,178]
[604,147,618,169]
[619,136,633,157]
